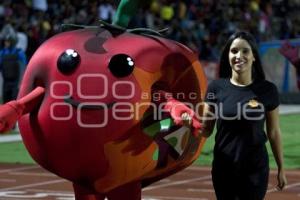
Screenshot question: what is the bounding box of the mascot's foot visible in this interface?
[73,181,141,200]
[279,40,300,67]
[73,183,105,200]
[106,181,141,200]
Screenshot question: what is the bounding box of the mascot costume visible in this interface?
[0,0,207,199]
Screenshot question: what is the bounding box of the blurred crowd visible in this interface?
[1,0,300,62]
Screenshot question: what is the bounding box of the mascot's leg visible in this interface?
[106,181,142,200]
[73,183,105,200]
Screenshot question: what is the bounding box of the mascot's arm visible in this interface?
[155,90,201,137]
[0,87,45,132]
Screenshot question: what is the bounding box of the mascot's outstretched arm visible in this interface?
[154,90,201,137]
[0,87,45,132]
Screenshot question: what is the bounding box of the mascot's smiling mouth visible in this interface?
[64,96,115,110]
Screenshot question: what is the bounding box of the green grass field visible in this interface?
[0,114,299,169]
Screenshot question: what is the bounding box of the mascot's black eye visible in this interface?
[57,49,80,74]
[109,54,135,78]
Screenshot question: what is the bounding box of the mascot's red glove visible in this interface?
[0,100,25,133]
[164,98,201,137]
[0,87,45,133]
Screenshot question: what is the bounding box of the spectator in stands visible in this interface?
[16,25,28,52]
[0,35,27,103]
[160,1,175,25]
[32,0,48,12]
[98,0,115,23]
[0,23,17,41]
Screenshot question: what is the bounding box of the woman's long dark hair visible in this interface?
[218,31,265,81]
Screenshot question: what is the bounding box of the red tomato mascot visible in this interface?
[0,23,207,200]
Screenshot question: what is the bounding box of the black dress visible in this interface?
[205,78,280,200]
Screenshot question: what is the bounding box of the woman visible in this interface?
[200,31,287,199]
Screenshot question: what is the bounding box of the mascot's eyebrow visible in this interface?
[60,24,98,31]
[59,21,169,54]
[60,21,168,38]
[99,20,168,37]
[60,24,109,54]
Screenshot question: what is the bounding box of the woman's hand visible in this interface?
[277,169,287,190]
